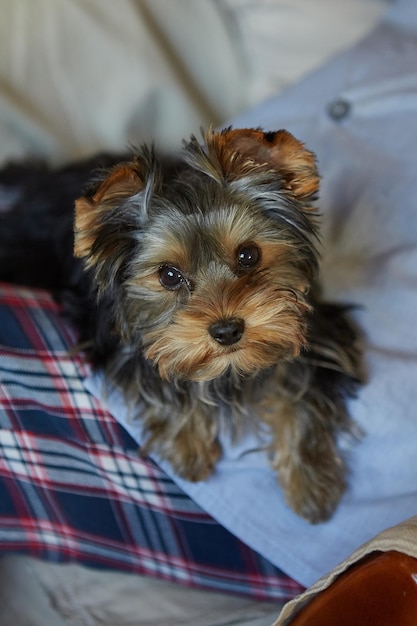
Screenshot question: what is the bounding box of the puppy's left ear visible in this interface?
[208,128,319,205]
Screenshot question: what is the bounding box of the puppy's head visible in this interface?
[74,128,320,382]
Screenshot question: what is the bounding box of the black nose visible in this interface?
[208,318,245,346]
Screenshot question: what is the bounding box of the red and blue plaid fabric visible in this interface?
[0,281,303,602]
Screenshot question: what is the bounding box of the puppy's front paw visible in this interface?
[278,457,346,524]
[167,432,222,482]
[141,414,222,482]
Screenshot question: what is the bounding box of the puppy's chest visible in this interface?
[197,366,291,428]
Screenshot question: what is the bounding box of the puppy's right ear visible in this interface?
[75,152,162,294]
[74,158,146,266]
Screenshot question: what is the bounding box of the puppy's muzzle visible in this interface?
[208,318,245,346]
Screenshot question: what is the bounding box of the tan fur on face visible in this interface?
[123,196,314,382]
[145,290,308,381]
[142,262,311,381]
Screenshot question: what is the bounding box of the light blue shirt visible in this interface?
[87,0,417,587]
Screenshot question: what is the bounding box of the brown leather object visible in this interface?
[289,551,417,625]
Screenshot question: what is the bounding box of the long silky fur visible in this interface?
[0,128,364,523]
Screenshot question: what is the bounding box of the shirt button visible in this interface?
[327,99,351,121]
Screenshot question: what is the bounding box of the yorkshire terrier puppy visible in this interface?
[0,128,363,523]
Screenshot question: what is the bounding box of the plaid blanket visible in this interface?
[0,282,302,602]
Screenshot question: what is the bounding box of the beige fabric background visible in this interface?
[0,0,387,164]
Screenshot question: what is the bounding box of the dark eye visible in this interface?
[237,243,261,269]
[159,265,184,290]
